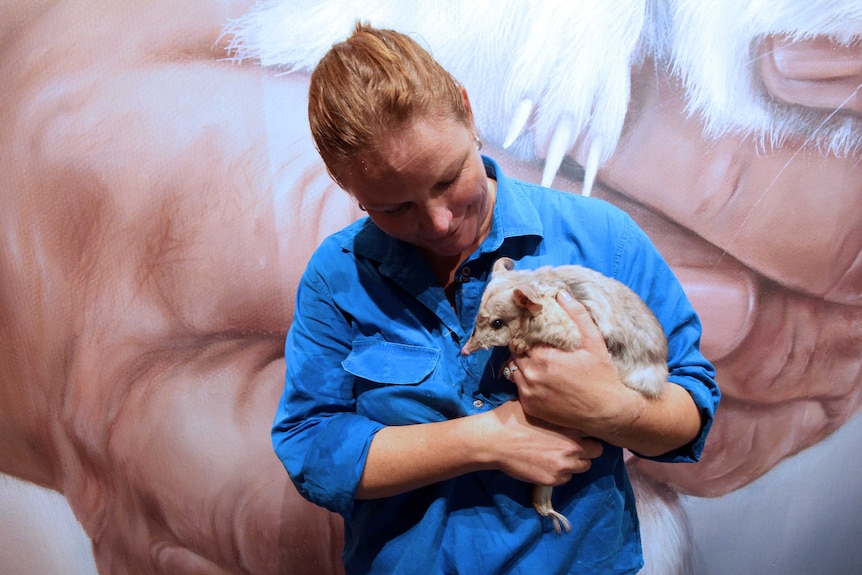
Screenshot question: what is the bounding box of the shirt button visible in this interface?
[473,399,484,409]
[461,266,471,277]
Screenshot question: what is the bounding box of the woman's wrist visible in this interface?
[461,408,503,470]
[569,383,652,445]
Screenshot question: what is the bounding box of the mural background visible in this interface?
[1,1,860,573]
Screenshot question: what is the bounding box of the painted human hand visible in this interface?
[0,2,356,572]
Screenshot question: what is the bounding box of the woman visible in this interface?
[274,22,719,574]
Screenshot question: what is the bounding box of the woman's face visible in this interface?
[337,114,495,263]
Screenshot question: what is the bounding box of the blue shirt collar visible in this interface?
[478,155,543,254]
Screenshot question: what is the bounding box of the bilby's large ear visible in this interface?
[492,257,515,275]
[513,286,543,312]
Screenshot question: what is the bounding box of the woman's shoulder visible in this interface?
[303,218,369,271]
[510,178,635,231]
[489,154,631,226]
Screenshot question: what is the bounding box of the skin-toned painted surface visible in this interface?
[1,1,860,573]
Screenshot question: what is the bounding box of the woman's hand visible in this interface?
[358,398,603,499]
[475,400,603,486]
[507,292,701,456]
[507,292,644,431]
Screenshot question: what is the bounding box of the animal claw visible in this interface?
[581,136,602,198]
[503,98,534,148]
[541,117,573,188]
[533,484,572,535]
[534,501,572,535]
[550,512,572,535]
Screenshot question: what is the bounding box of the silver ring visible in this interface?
[503,365,518,381]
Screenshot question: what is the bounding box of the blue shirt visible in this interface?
[275,156,719,574]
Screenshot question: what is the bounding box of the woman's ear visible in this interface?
[460,85,475,127]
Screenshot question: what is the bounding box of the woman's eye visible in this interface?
[437,176,457,189]
[384,204,410,215]
[436,168,463,190]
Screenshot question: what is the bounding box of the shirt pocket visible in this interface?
[342,339,440,385]
[343,340,451,425]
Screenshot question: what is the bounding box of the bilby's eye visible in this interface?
[491,319,505,330]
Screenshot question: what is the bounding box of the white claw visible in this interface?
[581,137,602,198]
[503,98,534,149]
[541,118,573,188]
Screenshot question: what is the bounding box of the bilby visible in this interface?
[462,257,667,533]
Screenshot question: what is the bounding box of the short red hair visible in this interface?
[308,22,470,184]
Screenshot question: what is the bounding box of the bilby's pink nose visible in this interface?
[461,338,479,355]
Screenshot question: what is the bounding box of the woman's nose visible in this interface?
[417,202,452,235]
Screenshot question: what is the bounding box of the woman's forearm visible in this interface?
[355,416,488,499]
[583,381,703,457]
[355,400,604,499]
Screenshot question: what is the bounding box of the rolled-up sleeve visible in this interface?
[273,264,385,518]
[615,215,720,463]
